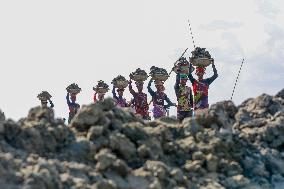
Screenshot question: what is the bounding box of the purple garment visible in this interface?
[153,105,166,119]
[116,97,128,108]
[112,87,128,108]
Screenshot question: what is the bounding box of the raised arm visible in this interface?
[174,73,180,97]
[66,93,71,106]
[93,93,97,103]
[112,86,118,100]
[49,99,54,108]
[205,62,218,85]
[188,63,196,84]
[129,80,136,95]
[147,79,155,97]
[164,95,176,109]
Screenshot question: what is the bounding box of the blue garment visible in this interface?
[66,93,80,110]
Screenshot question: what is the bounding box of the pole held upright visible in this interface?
[230,58,245,101]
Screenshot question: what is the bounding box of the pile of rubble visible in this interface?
[1,89,284,189]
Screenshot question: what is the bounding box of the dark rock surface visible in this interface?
[1,89,284,189]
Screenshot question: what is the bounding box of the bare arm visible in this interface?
[174,73,180,97]
[188,63,196,84]
[205,62,218,85]
[164,95,176,109]
[49,99,54,108]
[147,79,155,97]
[66,93,71,106]
[129,80,136,95]
[112,86,118,100]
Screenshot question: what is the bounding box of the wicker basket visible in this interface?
[114,80,128,89]
[191,58,212,67]
[94,87,109,94]
[151,74,169,81]
[37,91,52,101]
[173,65,193,75]
[130,74,148,82]
[67,88,81,94]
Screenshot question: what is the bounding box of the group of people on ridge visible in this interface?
[37,47,218,123]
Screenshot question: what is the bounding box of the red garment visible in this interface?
[193,80,209,109]
[196,67,206,74]
[134,93,149,116]
[129,83,149,118]
[193,81,209,96]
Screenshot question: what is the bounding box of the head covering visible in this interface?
[196,67,206,74]
[180,74,188,79]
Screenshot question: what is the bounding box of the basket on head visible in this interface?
[149,66,169,81]
[93,87,109,94]
[190,57,212,67]
[94,80,109,93]
[66,83,82,94]
[151,74,169,81]
[130,68,148,82]
[190,47,213,67]
[37,91,52,101]
[173,57,195,75]
[112,75,129,89]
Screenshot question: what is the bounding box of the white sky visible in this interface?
[0,0,284,120]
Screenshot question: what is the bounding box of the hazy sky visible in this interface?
[0,0,284,120]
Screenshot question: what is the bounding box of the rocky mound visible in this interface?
[0,89,284,189]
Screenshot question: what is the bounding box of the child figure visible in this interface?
[147,79,176,119]
[129,79,149,119]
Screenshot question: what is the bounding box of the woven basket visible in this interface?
[94,87,109,93]
[114,80,128,89]
[191,58,212,67]
[130,74,148,82]
[173,65,193,75]
[151,74,169,81]
[67,88,81,94]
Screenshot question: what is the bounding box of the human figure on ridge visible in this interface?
[66,83,81,124]
[174,57,194,121]
[148,79,176,119]
[37,91,54,108]
[93,80,109,103]
[129,79,150,119]
[111,75,129,107]
[188,60,218,114]
[112,87,128,107]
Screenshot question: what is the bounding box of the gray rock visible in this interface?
[95,149,117,171]
[109,132,136,161]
